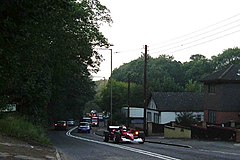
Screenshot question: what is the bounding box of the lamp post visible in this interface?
[110,48,113,125]
[95,46,113,125]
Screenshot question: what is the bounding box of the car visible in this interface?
[81,117,92,124]
[78,122,91,133]
[54,121,67,130]
[66,119,75,126]
[91,116,99,127]
[103,125,145,144]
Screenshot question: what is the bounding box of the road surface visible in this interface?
[48,127,240,160]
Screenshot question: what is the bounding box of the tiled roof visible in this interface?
[151,92,204,112]
[201,64,240,82]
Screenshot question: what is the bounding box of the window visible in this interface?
[154,113,159,123]
[208,84,215,93]
[208,110,216,124]
[147,112,152,122]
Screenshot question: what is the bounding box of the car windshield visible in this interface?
[56,121,65,124]
[79,122,89,126]
[92,119,97,122]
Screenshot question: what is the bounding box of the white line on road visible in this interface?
[66,127,181,160]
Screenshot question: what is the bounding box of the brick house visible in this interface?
[201,64,240,125]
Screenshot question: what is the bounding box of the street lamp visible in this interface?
[110,48,113,125]
[94,45,113,124]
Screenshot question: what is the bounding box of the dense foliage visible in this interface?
[0,0,112,124]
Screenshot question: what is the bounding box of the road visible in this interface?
[48,127,240,160]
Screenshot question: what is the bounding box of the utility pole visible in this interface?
[143,45,147,135]
[127,73,130,127]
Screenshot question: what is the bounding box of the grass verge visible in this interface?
[0,114,51,146]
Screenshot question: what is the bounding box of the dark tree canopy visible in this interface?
[0,0,112,124]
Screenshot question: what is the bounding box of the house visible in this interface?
[121,106,158,128]
[201,64,240,125]
[148,92,204,124]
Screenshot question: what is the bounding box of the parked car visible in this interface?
[66,119,75,126]
[78,122,91,133]
[103,125,145,144]
[54,121,67,130]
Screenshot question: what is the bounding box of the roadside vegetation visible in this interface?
[0,113,51,146]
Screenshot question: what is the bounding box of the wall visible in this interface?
[216,112,240,124]
[164,125,191,139]
[205,110,240,124]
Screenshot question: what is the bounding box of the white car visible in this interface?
[67,119,75,126]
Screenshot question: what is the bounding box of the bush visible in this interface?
[0,114,51,146]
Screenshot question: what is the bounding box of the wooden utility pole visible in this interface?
[143,45,147,135]
[127,73,130,127]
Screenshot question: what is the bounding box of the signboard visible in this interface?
[0,104,16,112]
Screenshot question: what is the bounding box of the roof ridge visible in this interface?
[219,64,233,79]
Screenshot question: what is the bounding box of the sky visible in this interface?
[92,0,240,80]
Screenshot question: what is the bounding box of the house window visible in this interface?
[154,113,159,123]
[208,84,215,93]
[147,112,152,122]
[208,110,216,124]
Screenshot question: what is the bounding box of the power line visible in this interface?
[150,12,240,48]
[150,18,240,52]
[95,12,240,56]
[149,28,240,55]
[149,22,240,54]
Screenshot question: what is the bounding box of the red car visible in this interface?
[103,125,145,144]
[54,121,67,130]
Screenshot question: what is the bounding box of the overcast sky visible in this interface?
[92,0,240,80]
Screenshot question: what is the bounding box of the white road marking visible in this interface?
[66,127,181,160]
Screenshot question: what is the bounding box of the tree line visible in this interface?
[0,0,111,125]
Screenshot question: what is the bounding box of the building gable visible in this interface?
[202,64,240,83]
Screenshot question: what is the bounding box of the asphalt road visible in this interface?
[48,127,240,160]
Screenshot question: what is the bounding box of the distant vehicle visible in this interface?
[78,122,91,133]
[104,125,145,144]
[98,114,104,122]
[90,110,97,117]
[66,119,75,126]
[54,121,67,130]
[82,117,92,124]
[91,116,99,127]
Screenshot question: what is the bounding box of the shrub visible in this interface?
[0,114,51,146]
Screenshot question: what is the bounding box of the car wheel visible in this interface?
[104,132,109,142]
[114,134,121,144]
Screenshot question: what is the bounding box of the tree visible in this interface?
[176,112,197,127]
[183,54,214,83]
[212,47,240,69]
[0,0,112,124]
[185,80,203,92]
